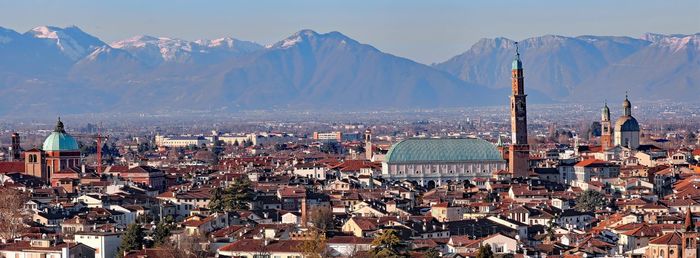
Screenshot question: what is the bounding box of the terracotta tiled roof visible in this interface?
[0,161,25,174]
[326,236,373,244]
[219,239,305,253]
[621,224,662,238]
[575,159,610,167]
[649,231,682,245]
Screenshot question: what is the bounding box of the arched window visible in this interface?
[660,249,665,258]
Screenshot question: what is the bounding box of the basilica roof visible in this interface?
[615,115,640,132]
[42,118,79,152]
[385,138,503,163]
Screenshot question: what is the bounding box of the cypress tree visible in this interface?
[117,223,144,258]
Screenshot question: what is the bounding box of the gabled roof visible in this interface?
[575,159,612,167]
[649,231,682,245]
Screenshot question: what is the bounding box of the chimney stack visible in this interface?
[300,197,308,227]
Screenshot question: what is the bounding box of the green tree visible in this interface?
[209,178,253,212]
[476,244,494,258]
[224,178,253,210]
[117,223,144,258]
[424,247,440,258]
[685,132,697,146]
[574,190,608,212]
[209,177,253,212]
[545,216,558,242]
[370,229,403,258]
[163,215,175,224]
[208,187,226,212]
[152,222,171,246]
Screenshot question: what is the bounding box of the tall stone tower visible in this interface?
[9,132,21,161]
[600,102,613,150]
[683,208,699,257]
[509,42,529,178]
[364,129,373,160]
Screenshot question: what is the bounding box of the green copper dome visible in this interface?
[42,118,79,151]
[385,138,503,163]
[512,58,522,70]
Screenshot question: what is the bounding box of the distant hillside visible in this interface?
[0,26,696,116]
[434,33,700,102]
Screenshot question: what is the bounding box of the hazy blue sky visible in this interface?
[1,0,698,63]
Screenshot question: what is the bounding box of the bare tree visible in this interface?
[0,187,29,243]
[168,232,209,258]
[308,206,334,232]
[297,229,331,258]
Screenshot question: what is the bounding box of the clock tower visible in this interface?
[509,42,529,178]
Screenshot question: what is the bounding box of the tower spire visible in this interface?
[686,207,695,232]
[623,93,632,116]
[512,41,523,70]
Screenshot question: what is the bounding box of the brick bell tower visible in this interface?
[509,42,529,178]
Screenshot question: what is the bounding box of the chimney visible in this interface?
[300,197,308,227]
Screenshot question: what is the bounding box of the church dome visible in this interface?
[42,118,79,151]
[614,116,640,132]
[623,98,631,109]
[385,138,503,163]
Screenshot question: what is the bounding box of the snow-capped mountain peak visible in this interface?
[643,33,700,52]
[194,37,262,52]
[266,29,357,50]
[26,25,106,61]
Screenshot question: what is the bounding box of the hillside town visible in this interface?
[0,48,698,258]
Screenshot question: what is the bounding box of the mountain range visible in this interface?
[0,26,697,116]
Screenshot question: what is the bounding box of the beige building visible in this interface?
[645,231,682,258]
